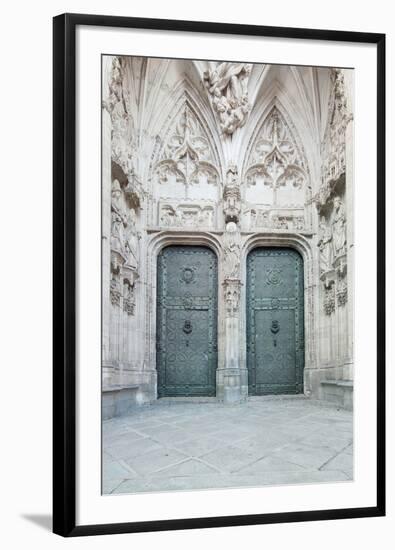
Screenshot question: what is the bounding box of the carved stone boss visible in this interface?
[203,62,252,135]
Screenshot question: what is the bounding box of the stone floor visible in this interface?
[102,396,353,495]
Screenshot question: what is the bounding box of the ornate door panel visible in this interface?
[247,248,304,395]
[157,246,218,397]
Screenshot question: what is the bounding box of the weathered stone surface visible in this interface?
[101,56,354,412]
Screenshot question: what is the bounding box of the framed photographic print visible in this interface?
[53,13,385,536]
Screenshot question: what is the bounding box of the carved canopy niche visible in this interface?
[152,101,221,202]
[243,106,309,208]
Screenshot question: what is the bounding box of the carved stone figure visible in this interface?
[223,222,241,278]
[110,179,127,255]
[223,164,241,222]
[203,63,252,135]
[318,221,333,273]
[332,197,347,258]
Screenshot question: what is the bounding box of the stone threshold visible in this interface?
[102,384,139,393]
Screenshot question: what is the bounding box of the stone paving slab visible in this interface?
[102,396,353,495]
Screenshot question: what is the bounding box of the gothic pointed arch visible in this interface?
[241,103,312,232]
[148,88,223,229]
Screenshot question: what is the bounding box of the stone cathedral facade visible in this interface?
[101,56,354,418]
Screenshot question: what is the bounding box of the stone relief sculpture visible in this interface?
[203,63,252,135]
[332,197,347,258]
[223,222,241,278]
[244,207,305,232]
[159,204,215,228]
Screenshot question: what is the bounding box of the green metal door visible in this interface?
[247,248,304,395]
[157,246,218,397]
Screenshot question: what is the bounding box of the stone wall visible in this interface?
[101,57,354,412]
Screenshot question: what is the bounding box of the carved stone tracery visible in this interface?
[245,107,307,192]
[154,103,220,188]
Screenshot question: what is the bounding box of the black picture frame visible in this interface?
[53,12,386,537]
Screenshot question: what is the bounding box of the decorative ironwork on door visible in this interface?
[157,246,218,397]
[247,248,304,395]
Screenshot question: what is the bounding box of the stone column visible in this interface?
[221,278,243,403]
[217,213,246,404]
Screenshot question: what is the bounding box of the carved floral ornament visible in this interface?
[244,107,308,190]
[154,103,220,187]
